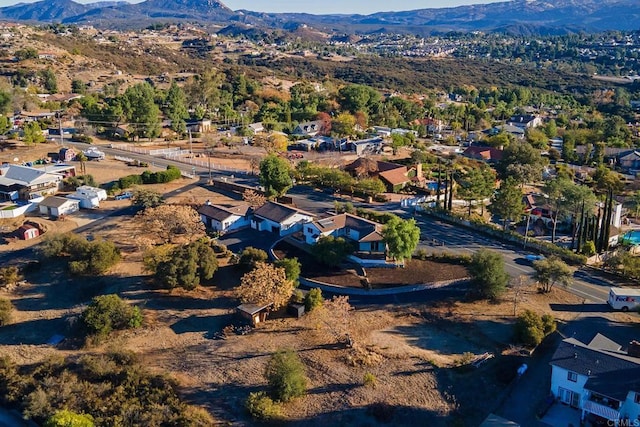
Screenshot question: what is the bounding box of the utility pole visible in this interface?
[58,113,63,146]
[207,150,212,185]
[188,129,193,155]
[436,157,442,209]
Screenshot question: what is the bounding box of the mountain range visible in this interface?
[0,0,638,34]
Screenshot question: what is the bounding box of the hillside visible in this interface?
[0,0,638,34]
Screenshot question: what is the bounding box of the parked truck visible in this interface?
[608,287,640,312]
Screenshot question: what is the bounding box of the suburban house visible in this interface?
[186,118,212,134]
[248,122,264,134]
[38,196,80,218]
[303,213,386,256]
[618,151,640,174]
[508,114,543,128]
[0,164,65,201]
[347,137,384,156]
[198,202,251,233]
[251,201,315,236]
[462,146,504,164]
[293,120,324,137]
[549,334,640,425]
[344,158,418,193]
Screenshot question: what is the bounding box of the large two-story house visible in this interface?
[0,164,66,201]
[251,201,315,236]
[550,334,640,425]
[303,213,386,263]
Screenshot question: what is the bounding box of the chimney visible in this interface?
[628,340,640,357]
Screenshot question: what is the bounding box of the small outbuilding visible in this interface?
[67,185,107,209]
[38,196,80,218]
[17,224,39,240]
[237,303,273,326]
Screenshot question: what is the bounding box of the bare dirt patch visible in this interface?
[366,259,469,287]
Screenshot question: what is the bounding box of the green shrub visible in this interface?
[245,391,282,421]
[117,174,143,189]
[155,241,218,290]
[468,249,509,300]
[0,266,21,286]
[304,288,323,312]
[265,350,307,402]
[274,257,301,283]
[0,299,13,326]
[44,410,94,427]
[239,247,268,269]
[40,234,120,275]
[312,236,354,267]
[581,240,596,257]
[414,248,429,260]
[363,372,377,388]
[81,294,142,338]
[514,310,556,347]
[291,289,304,304]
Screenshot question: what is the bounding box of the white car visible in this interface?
[525,254,545,263]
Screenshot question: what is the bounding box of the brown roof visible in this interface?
[463,146,504,162]
[379,167,410,186]
[198,203,250,222]
[313,213,384,242]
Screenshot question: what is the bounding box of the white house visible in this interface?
[251,201,314,236]
[550,334,640,425]
[67,185,107,209]
[198,202,251,233]
[507,114,543,129]
[0,164,66,201]
[38,196,80,218]
[303,213,388,266]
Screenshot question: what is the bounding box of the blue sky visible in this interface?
[0,0,504,14]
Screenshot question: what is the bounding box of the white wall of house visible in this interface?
[255,213,313,236]
[551,366,588,408]
[621,392,640,421]
[202,214,249,233]
[39,200,80,217]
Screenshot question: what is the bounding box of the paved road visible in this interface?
[77,144,621,304]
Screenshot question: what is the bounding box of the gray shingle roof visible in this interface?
[39,196,77,208]
[551,337,640,401]
[253,201,312,224]
[198,203,249,222]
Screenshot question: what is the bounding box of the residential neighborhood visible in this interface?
[0,6,639,427]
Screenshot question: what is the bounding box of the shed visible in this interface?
[237,303,273,326]
[17,224,39,240]
[58,148,76,162]
[287,303,305,319]
[67,185,107,209]
[38,196,80,218]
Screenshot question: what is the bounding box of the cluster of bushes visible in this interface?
[246,350,307,422]
[355,207,398,225]
[514,310,556,347]
[71,134,93,144]
[81,294,142,339]
[39,233,120,275]
[0,298,13,326]
[64,174,97,190]
[154,240,218,290]
[295,162,386,197]
[414,249,472,265]
[117,165,182,189]
[312,236,355,267]
[0,352,213,426]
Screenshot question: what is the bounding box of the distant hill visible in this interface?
[0,0,638,34]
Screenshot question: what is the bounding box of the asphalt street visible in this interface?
[50,143,628,304]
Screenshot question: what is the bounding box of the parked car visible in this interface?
[115,191,133,200]
[525,254,545,263]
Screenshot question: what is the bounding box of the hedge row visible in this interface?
[118,165,182,189]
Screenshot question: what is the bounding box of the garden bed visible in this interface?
[274,241,469,289]
[366,259,469,288]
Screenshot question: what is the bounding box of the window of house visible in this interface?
[567,371,578,382]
